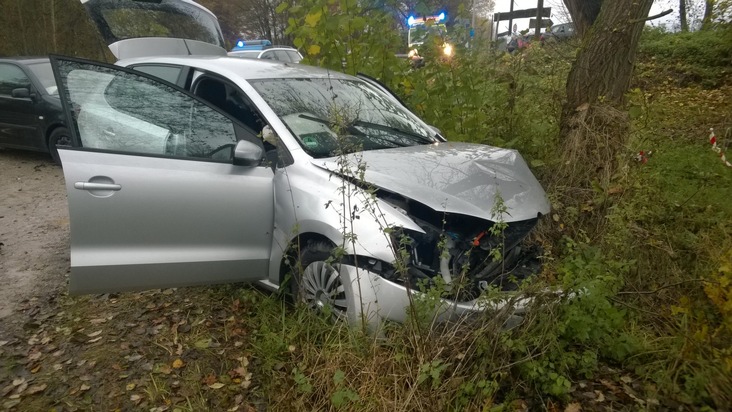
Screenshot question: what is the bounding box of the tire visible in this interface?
[291,241,349,320]
[48,127,72,165]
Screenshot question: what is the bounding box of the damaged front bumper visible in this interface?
[337,264,533,329]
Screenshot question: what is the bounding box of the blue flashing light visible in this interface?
[407,16,415,26]
[437,12,445,21]
[236,40,244,48]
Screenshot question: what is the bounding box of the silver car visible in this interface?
[228,48,303,63]
[55,0,550,327]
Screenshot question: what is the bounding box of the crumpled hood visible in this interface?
[312,142,550,222]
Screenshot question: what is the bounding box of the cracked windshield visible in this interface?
[251,78,436,158]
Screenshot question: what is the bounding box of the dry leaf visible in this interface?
[25,384,47,395]
[172,358,184,369]
[208,382,225,389]
[80,384,91,392]
[564,402,582,412]
[126,383,136,391]
[87,330,103,338]
[130,394,142,403]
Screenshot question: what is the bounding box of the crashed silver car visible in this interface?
[54,0,550,327]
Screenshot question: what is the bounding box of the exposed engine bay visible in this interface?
[377,189,542,301]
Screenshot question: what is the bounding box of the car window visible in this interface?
[131,65,182,85]
[285,51,302,63]
[92,1,224,48]
[56,59,239,162]
[273,50,291,62]
[260,51,276,60]
[27,62,58,95]
[0,63,31,96]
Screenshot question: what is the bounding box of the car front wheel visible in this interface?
[48,127,72,165]
[293,241,350,321]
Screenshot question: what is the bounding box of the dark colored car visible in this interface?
[540,23,576,43]
[0,57,70,163]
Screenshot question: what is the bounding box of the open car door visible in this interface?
[52,56,274,294]
[80,0,227,59]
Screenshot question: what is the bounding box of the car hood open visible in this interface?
[312,142,550,222]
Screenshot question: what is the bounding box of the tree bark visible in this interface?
[555,0,654,235]
[680,0,688,31]
[564,0,654,111]
[562,0,601,37]
[702,0,716,29]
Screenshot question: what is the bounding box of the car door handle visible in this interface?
[103,129,116,137]
[74,182,122,191]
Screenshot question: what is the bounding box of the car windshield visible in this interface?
[27,62,57,95]
[251,78,436,158]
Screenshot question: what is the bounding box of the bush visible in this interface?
[637,26,732,88]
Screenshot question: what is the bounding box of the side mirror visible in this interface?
[11,87,32,99]
[233,140,264,167]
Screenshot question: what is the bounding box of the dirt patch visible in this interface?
[0,149,69,323]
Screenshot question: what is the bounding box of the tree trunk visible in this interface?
[562,0,601,37]
[564,0,653,111]
[555,0,654,235]
[702,0,716,29]
[680,0,688,31]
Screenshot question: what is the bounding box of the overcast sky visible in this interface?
[492,0,680,33]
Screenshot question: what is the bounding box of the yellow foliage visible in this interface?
[305,11,322,27]
[307,44,321,56]
[704,249,732,373]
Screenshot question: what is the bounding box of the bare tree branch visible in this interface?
[629,8,674,23]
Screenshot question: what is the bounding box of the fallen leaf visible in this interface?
[88,337,102,344]
[80,384,91,392]
[0,341,8,347]
[87,330,103,338]
[25,384,47,395]
[595,390,605,402]
[156,364,172,375]
[194,339,211,349]
[12,378,25,387]
[564,402,581,412]
[203,374,217,386]
[208,382,225,389]
[130,394,142,403]
[126,383,136,391]
[172,358,184,369]
[28,351,42,361]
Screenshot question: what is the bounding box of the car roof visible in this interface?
[118,55,350,81]
[0,57,50,65]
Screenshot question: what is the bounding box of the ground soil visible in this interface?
[0,149,68,324]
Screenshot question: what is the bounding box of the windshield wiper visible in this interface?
[297,114,433,146]
[351,119,435,145]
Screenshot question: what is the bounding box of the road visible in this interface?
[0,149,68,326]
